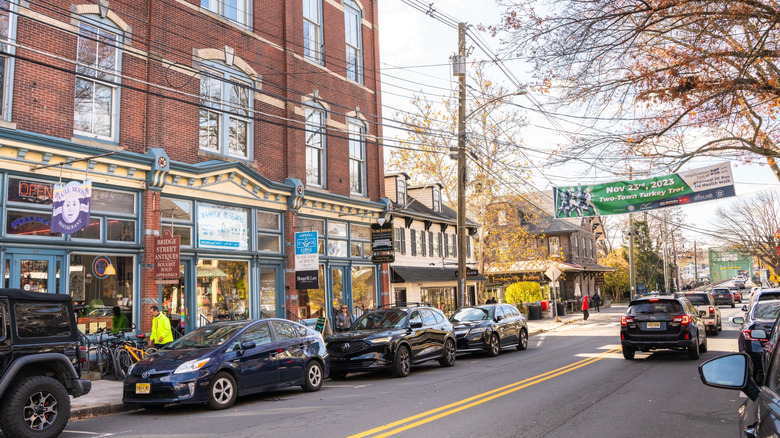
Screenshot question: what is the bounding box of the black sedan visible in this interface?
[449,304,528,356]
[325,305,456,379]
[733,299,780,379]
[123,319,329,410]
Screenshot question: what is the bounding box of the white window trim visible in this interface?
[348,119,366,196]
[343,0,362,83]
[303,0,324,64]
[0,0,17,122]
[198,65,254,160]
[201,0,252,27]
[304,103,326,187]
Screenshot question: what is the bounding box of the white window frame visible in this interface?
[305,104,326,187]
[348,120,366,196]
[199,66,253,160]
[74,20,122,142]
[303,0,323,63]
[344,0,362,83]
[433,189,441,212]
[549,236,561,257]
[397,177,406,204]
[201,0,251,27]
[0,0,16,121]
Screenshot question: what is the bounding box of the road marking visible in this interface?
[348,347,622,438]
[536,334,545,347]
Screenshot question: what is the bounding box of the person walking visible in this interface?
[486,295,497,304]
[593,293,601,312]
[149,305,173,348]
[335,305,353,332]
[111,306,129,334]
[582,295,590,324]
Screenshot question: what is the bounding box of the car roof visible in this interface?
[0,288,73,303]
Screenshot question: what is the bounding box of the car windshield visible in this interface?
[352,309,408,329]
[627,301,683,315]
[684,295,709,305]
[759,292,780,301]
[751,302,780,320]
[450,307,490,322]
[165,322,248,349]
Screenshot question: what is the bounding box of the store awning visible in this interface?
[391,266,487,283]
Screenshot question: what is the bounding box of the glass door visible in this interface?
[331,266,348,317]
[5,251,64,294]
[259,266,280,318]
[162,259,190,335]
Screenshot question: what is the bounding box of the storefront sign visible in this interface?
[154,230,180,281]
[370,221,394,252]
[197,203,248,250]
[295,231,319,289]
[554,163,735,218]
[51,179,92,234]
[372,253,395,263]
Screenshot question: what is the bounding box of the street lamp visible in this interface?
[454,88,527,309]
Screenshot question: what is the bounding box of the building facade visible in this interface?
[0,0,388,335]
[385,173,483,315]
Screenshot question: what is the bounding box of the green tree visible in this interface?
[602,248,630,301]
[626,220,663,292]
[505,281,543,306]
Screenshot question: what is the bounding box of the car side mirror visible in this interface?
[410,321,423,329]
[742,305,747,311]
[751,329,768,340]
[235,341,255,354]
[698,353,758,401]
[733,316,744,324]
[495,315,503,322]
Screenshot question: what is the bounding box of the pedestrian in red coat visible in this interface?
[582,295,590,324]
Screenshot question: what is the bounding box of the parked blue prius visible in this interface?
[123,319,329,410]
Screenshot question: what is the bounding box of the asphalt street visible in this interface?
[56,304,746,438]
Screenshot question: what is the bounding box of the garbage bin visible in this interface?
[528,305,542,320]
[556,302,565,316]
[541,300,549,311]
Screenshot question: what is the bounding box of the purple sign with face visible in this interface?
[51,179,92,234]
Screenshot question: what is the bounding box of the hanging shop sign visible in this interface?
[295,231,319,289]
[51,179,92,234]
[553,163,735,218]
[197,203,248,250]
[371,220,394,263]
[154,229,181,284]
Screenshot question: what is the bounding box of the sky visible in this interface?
[376,1,780,245]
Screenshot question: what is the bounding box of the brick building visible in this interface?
[0,0,389,335]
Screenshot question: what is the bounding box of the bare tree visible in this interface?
[490,0,780,180]
[710,189,780,275]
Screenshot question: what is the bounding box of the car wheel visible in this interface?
[517,328,528,351]
[731,303,735,308]
[0,375,70,438]
[301,361,323,392]
[688,335,700,360]
[439,339,456,367]
[207,372,237,410]
[699,334,708,353]
[622,347,634,360]
[392,345,411,377]
[329,371,347,380]
[487,334,500,357]
[711,325,719,337]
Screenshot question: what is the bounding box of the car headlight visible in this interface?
[173,358,210,374]
[469,327,487,334]
[368,336,393,344]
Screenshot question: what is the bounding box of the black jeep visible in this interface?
[0,288,91,438]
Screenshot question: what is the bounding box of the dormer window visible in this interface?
[397,177,406,204]
[433,188,441,212]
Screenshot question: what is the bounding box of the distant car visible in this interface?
[675,292,721,335]
[733,300,780,379]
[734,278,746,289]
[123,319,328,410]
[325,304,456,379]
[449,304,528,356]
[620,296,707,360]
[711,287,735,307]
[729,287,743,304]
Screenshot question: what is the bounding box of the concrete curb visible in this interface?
[528,316,582,337]
[71,403,140,421]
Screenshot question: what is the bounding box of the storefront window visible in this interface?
[70,254,134,334]
[257,211,281,253]
[421,288,455,316]
[298,265,325,319]
[197,203,248,251]
[107,219,135,242]
[196,259,249,325]
[72,218,101,240]
[259,268,277,318]
[6,210,58,237]
[3,259,8,288]
[92,189,135,214]
[328,221,347,237]
[327,240,348,257]
[300,218,325,255]
[161,263,185,334]
[170,226,192,247]
[352,265,375,316]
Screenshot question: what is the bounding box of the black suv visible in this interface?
[0,289,91,438]
[620,296,707,360]
[325,304,456,378]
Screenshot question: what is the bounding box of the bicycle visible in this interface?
[90,327,118,378]
[113,330,158,379]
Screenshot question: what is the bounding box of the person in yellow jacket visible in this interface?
[149,305,173,348]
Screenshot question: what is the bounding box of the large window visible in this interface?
[257,211,282,252]
[549,236,561,257]
[201,0,250,26]
[196,259,249,325]
[74,22,120,141]
[344,0,362,83]
[352,266,375,315]
[303,0,323,63]
[199,67,252,160]
[305,105,325,186]
[71,254,134,334]
[349,121,365,195]
[159,197,193,247]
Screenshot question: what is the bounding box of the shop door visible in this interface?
[331,266,349,317]
[162,259,192,335]
[5,251,65,294]
[259,266,282,318]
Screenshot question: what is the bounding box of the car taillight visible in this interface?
[621,316,634,326]
[673,315,690,325]
[79,345,87,363]
[709,306,714,315]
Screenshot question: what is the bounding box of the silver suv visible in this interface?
[676,292,721,335]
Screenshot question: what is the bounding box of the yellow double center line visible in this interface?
[348,347,622,438]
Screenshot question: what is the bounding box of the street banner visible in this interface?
[295,231,319,289]
[553,163,735,218]
[51,179,92,234]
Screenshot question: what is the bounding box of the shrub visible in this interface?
[505,281,543,306]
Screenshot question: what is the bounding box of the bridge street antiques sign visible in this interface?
[295,231,319,289]
[554,163,735,218]
[154,230,180,284]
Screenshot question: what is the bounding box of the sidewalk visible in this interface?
[71,303,629,420]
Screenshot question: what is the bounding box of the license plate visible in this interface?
[136,383,150,394]
[646,322,661,329]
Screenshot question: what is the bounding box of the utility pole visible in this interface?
[694,241,698,286]
[662,215,670,293]
[455,22,467,309]
[628,167,636,298]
